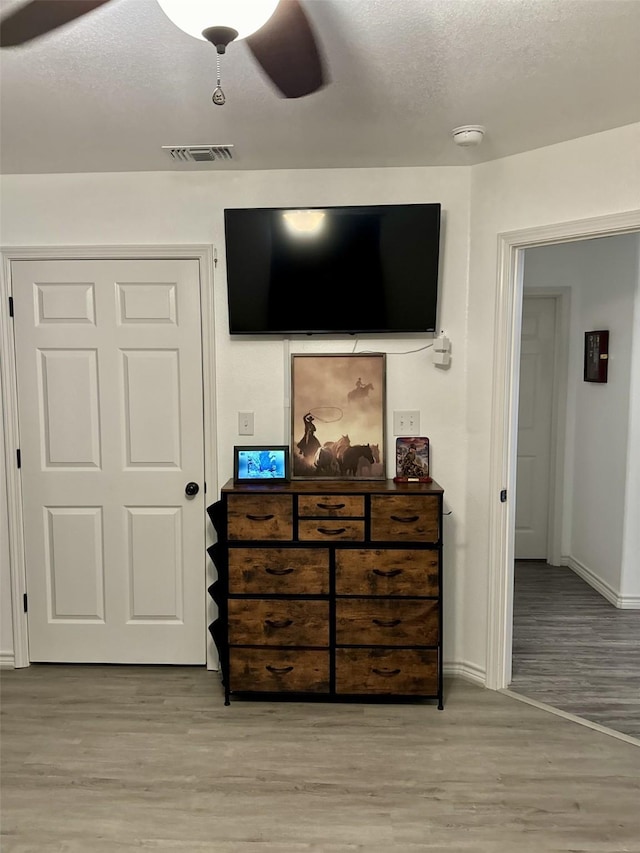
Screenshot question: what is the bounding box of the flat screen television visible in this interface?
[224,203,441,335]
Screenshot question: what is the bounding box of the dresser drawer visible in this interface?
[298,494,364,518]
[229,548,329,595]
[335,649,437,695]
[228,599,329,646]
[231,649,330,693]
[370,495,439,542]
[336,549,439,596]
[227,495,293,541]
[298,519,365,542]
[336,599,438,646]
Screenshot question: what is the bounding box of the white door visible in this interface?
[12,259,206,663]
[515,297,556,559]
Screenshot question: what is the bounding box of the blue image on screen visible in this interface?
[238,449,286,479]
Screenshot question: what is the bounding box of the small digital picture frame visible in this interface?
[233,445,290,484]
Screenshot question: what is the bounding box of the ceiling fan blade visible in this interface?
[245,0,326,99]
[0,0,112,47]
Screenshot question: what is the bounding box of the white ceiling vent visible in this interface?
[163,145,234,162]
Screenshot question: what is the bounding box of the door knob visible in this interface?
[185,482,200,497]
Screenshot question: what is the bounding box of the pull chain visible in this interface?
[212,53,226,106]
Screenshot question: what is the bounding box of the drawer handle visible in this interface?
[265,567,294,576]
[372,618,401,628]
[265,665,294,675]
[372,668,401,678]
[246,513,275,521]
[390,515,419,523]
[316,526,346,536]
[372,568,403,578]
[265,619,294,629]
[316,502,345,510]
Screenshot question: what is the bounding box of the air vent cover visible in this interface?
[163,145,234,162]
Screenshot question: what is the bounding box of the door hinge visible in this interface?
[16,449,21,469]
[500,489,507,503]
[9,296,14,317]
[204,481,207,494]
[23,593,28,613]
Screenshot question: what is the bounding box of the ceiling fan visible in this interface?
[0,0,327,100]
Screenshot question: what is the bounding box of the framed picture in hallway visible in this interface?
[584,330,609,383]
[290,353,386,479]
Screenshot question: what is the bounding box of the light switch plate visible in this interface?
[393,410,420,436]
[238,412,254,435]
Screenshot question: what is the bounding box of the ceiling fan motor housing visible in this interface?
[202,26,239,54]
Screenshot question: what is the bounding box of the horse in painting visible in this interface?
[341,444,375,477]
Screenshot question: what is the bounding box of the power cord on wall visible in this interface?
[352,341,434,354]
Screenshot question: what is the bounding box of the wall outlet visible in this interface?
[393,410,420,436]
[433,350,451,367]
[238,412,254,435]
[433,333,451,352]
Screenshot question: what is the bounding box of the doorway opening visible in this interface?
[507,234,640,738]
[485,210,640,695]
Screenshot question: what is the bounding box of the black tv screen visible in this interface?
[224,203,441,335]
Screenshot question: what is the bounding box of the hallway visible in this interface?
[510,561,640,739]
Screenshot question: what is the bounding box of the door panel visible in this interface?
[35,282,96,324]
[39,349,101,467]
[126,506,183,621]
[116,282,177,323]
[13,259,206,663]
[45,506,105,620]
[121,349,181,466]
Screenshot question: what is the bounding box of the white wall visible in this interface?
[523,233,640,604]
[467,121,640,675]
[0,165,471,670]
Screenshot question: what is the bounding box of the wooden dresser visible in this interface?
[207,478,444,708]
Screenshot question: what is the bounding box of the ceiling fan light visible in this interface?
[156,0,280,42]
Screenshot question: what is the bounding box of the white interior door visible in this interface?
[515,296,557,559]
[12,259,206,663]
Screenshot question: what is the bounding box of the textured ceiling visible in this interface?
[1,0,639,174]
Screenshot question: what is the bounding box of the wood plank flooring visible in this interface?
[511,560,640,739]
[1,665,639,852]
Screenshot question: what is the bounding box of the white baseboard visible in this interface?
[565,556,640,609]
[0,651,492,686]
[444,660,486,686]
[617,595,640,609]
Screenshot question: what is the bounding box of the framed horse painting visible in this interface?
[290,353,386,480]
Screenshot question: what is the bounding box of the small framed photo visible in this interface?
[233,445,290,484]
[584,330,609,383]
[395,437,431,482]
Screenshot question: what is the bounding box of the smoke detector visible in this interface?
[163,145,234,162]
[451,126,485,147]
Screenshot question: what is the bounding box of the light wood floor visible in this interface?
[1,665,639,852]
[511,561,640,739]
